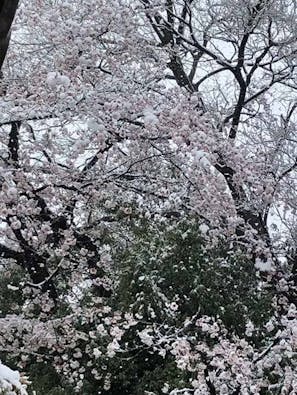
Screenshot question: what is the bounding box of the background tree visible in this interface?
[0,0,296,393]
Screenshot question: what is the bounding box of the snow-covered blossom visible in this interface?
[0,0,296,393]
[138,329,154,347]
[0,362,29,395]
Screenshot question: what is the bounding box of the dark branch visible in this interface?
[8,121,21,165]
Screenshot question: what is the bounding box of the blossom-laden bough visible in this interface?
[0,0,296,393]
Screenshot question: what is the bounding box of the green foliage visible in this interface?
[0,265,24,317]
[104,353,190,395]
[27,363,73,395]
[115,219,273,334]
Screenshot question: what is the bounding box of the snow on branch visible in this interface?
[0,362,29,395]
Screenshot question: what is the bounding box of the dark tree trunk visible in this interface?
[0,0,19,72]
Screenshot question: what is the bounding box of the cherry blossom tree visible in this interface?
[0,0,296,393]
